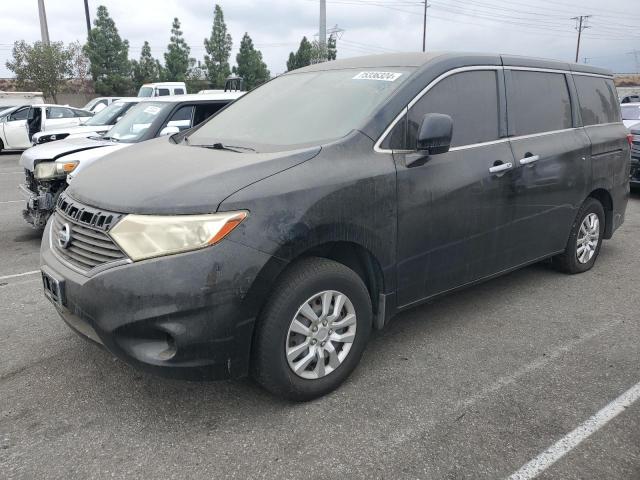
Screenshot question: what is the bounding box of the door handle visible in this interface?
[489,162,513,174]
[519,155,540,165]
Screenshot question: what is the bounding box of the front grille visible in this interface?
[52,194,128,273]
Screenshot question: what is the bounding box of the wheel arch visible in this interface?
[587,188,614,238]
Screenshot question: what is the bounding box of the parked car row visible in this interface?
[20,52,632,401]
[19,92,243,228]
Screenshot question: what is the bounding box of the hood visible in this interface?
[19,136,114,171]
[623,119,640,129]
[67,136,321,214]
[64,143,131,180]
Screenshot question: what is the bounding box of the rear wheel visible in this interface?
[553,197,605,274]
[252,257,372,401]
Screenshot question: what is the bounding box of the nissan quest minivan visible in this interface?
[40,53,630,401]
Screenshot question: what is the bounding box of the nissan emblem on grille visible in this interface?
[57,223,72,249]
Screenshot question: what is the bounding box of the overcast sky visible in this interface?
[0,0,638,79]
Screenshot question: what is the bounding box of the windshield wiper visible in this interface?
[191,142,255,153]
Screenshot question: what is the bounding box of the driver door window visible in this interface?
[407,70,501,149]
[163,105,194,132]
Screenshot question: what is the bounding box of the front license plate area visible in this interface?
[42,268,65,306]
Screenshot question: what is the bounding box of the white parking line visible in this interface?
[507,381,640,480]
[0,270,39,281]
[0,171,23,175]
[0,200,22,204]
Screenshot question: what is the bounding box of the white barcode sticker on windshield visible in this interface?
[143,106,161,114]
[352,71,403,82]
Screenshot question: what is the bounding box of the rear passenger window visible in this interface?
[407,70,500,149]
[508,71,572,136]
[174,89,185,95]
[574,76,620,126]
[157,88,170,96]
[46,107,75,119]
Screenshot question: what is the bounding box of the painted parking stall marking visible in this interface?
[0,270,40,281]
[507,381,640,480]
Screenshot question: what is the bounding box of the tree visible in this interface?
[132,41,160,87]
[327,34,338,61]
[286,36,313,71]
[204,4,233,88]
[164,17,193,82]
[234,33,270,90]
[83,5,132,95]
[67,41,92,93]
[5,40,72,102]
[310,40,327,65]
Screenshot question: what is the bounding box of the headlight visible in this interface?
[35,161,79,179]
[34,162,59,179]
[109,211,248,261]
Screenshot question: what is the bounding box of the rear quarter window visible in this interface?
[573,76,620,126]
[508,70,572,136]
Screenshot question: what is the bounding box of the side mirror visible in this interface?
[159,126,180,136]
[417,113,453,155]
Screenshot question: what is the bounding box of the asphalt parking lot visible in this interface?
[0,150,638,480]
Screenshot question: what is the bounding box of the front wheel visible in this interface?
[252,257,372,401]
[553,197,605,274]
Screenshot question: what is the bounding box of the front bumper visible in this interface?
[19,182,57,228]
[40,219,282,380]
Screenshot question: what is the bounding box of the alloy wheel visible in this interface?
[285,290,357,380]
[576,213,600,264]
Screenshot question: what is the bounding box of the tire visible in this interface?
[252,257,372,401]
[553,197,605,274]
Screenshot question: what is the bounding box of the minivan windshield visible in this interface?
[138,86,154,97]
[103,102,171,143]
[187,68,415,150]
[85,101,134,126]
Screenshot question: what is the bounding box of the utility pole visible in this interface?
[422,1,430,52]
[37,0,50,45]
[319,0,327,53]
[571,15,591,63]
[84,0,92,39]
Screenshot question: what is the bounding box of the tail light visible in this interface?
[627,134,633,147]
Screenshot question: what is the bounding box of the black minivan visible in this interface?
[40,53,629,400]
